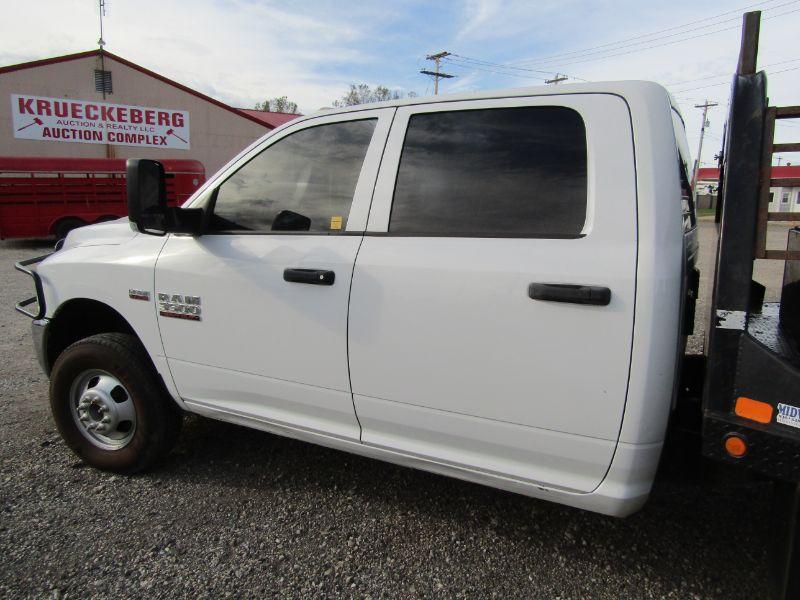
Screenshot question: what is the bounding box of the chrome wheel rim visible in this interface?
[69,370,136,450]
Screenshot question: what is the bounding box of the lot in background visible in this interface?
[0,220,787,598]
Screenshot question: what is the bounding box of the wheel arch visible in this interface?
[44,297,183,410]
[45,298,137,372]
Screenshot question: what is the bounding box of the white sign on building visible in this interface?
[11,94,190,150]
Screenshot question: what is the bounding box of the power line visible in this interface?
[445,54,590,81]
[508,6,800,71]
[444,51,800,91]
[665,57,800,87]
[510,0,797,67]
[442,3,798,84]
[447,54,569,76]
[442,57,587,83]
[441,3,800,94]
[672,65,800,94]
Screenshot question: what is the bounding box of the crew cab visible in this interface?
[15,80,692,516]
[13,12,800,597]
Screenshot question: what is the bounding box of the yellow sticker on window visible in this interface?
[330,216,343,230]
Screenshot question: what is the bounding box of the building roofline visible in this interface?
[0,49,271,129]
[238,109,301,116]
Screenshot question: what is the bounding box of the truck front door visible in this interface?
[154,109,393,441]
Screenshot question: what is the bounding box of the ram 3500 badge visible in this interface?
[157,293,201,321]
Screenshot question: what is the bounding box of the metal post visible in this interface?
[737,11,761,76]
[701,10,766,416]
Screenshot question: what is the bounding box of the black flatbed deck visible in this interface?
[748,304,800,369]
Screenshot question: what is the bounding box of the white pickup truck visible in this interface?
[18,79,694,517]
[13,12,800,597]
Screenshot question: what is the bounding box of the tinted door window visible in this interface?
[212,119,377,233]
[390,106,587,237]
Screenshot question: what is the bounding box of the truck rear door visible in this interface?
[348,94,637,492]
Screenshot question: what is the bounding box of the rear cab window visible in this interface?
[389,106,587,237]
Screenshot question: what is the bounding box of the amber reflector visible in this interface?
[724,435,747,458]
[734,396,773,424]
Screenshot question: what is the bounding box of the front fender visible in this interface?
[36,235,184,406]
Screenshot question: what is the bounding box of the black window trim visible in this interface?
[384,103,590,239]
[360,230,586,239]
[678,155,697,231]
[205,117,379,236]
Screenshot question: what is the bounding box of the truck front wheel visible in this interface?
[49,333,182,473]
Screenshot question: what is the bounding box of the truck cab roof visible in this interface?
[307,80,675,117]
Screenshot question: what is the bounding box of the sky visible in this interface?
[1,0,799,168]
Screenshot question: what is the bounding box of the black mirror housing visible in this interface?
[127,159,168,234]
[126,158,203,236]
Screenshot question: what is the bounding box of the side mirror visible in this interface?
[127,159,167,234]
[126,159,204,236]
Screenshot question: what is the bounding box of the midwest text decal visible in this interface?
[11,94,190,150]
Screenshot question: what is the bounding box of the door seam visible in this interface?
[346,108,398,442]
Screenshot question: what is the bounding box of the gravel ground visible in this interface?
[0,221,789,599]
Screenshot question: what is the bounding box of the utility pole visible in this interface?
[691,100,718,186]
[421,51,455,95]
[545,73,568,85]
[98,0,107,51]
[97,0,114,158]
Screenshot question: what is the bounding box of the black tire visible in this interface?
[49,333,182,473]
[52,217,85,240]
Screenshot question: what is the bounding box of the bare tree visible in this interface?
[332,84,416,107]
[255,96,298,113]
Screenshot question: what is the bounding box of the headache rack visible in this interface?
[697,11,800,599]
[755,106,800,260]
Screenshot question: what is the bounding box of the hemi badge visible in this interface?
[129,289,150,301]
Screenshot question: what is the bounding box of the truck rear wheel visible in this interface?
[49,333,182,473]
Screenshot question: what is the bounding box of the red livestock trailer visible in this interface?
[0,157,205,239]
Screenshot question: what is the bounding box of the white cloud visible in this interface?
[457,0,502,39]
[0,0,378,112]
